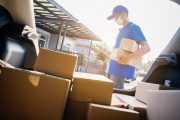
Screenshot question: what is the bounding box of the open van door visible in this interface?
[0,0,39,69]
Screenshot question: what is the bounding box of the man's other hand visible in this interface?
[118,54,132,64]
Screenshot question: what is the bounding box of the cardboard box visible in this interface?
[34,48,77,79]
[114,93,147,120]
[147,90,180,120]
[135,82,174,104]
[63,100,89,120]
[87,103,139,120]
[111,93,128,108]
[120,38,138,52]
[0,67,71,120]
[71,72,113,105]
[110,49,142,68]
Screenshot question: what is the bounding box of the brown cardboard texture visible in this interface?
[111,93,128,108]
[71,72,113,105]
[0,67,70,120]
[63,100,89,120]
[34,48,77,79]
[110,48,142,68]
[114,93,147,120]
[120,38,138,52]
[147,90,180,120]
[87,103,139,120]
[135,82,173,104]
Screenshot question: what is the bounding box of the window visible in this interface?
[62,43,71,51]
[38,33,49,48]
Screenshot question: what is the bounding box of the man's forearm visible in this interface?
[130,44,150,59]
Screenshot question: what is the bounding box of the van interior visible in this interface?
[0,0,179,120]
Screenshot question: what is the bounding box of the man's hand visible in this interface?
[131,41,150,59]
[118,54,132,64]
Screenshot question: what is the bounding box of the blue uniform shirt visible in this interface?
[107,22,146,79]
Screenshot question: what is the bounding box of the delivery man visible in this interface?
[107,5,150,89]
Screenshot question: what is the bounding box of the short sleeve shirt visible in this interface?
[107,22,146,79]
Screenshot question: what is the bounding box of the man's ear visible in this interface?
[121,12,127,19]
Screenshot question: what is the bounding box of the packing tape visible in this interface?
[28,74,40,87]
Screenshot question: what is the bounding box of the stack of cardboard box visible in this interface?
[1,48,137,120]
[64,72,142,120]
[109,82,175,120]
[64,72,114,120]
[1,47,174,120]
[0,48,77,120]
[111,38,142,68]
[85,83,176,120]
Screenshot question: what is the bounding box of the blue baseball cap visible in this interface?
[107,5,128,20]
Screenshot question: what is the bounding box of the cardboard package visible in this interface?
[114,93,147,120]
[111,93,128,108]
[87,103,139,120]
[112,82,175,120]
[0,67,71,120]
[147,90,180,120]
[135,82,174,104]
[63,99,89,120]
[71,72,113,105]
[120,38,138,52]
[34,48,77,79]
[110,48,142,68]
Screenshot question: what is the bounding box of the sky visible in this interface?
[56,0,180,63]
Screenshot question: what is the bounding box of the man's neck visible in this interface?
[123,20,129,27]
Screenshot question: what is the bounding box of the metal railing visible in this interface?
[58,50,107,75]
[77,55,107,75]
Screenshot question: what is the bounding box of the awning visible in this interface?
[33,0,102,41]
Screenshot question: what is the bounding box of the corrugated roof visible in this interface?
[34,0,102,41]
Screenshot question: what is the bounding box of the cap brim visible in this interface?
[107,13,121,20]
[107,14,116,20]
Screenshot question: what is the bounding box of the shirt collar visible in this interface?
[119,22,132,32]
